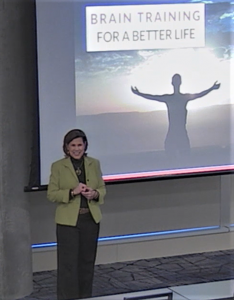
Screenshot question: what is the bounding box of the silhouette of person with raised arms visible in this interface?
[131,74,220,162]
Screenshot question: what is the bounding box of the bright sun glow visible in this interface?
[76,47,232,115]
[128,47,231,112]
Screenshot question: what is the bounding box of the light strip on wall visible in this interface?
[98,226,220,241]
[32,225,219,249]
[103,165,234,181]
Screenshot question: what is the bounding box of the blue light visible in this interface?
[31,226,220,249]
[98,226,220,241]
[32,242,57,249]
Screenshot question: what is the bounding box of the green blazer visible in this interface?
[47,156,106,226]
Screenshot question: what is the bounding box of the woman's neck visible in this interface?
[70,156,84,163]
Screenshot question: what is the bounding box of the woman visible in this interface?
[47,129,106,300]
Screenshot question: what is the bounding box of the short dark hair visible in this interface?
[63,129,88,156]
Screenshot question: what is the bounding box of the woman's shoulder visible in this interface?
[85,155,100,164]
[51,157,69,167]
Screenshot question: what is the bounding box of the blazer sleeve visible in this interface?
[47,162,70,204]
[95,159,106,205]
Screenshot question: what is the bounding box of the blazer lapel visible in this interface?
[84,156,93,183]
[62,157,78,181]
[61,156,93,183]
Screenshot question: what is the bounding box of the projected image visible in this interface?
[131,73,220,160]
[75,0,233,179]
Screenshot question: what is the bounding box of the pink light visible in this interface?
[103,165,234,182]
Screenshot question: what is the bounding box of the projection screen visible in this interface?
[36,0,234,186]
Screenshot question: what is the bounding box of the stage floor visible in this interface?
[17,249,234,300]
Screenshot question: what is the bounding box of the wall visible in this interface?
[0,0,37,298]
[30,173,234,272]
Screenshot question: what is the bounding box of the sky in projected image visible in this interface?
[75,1,234,177]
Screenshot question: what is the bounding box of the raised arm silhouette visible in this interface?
[131,74,220,160]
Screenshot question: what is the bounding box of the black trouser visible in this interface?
[56,213,100,300]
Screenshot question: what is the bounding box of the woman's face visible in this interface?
[66,137,86,159]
